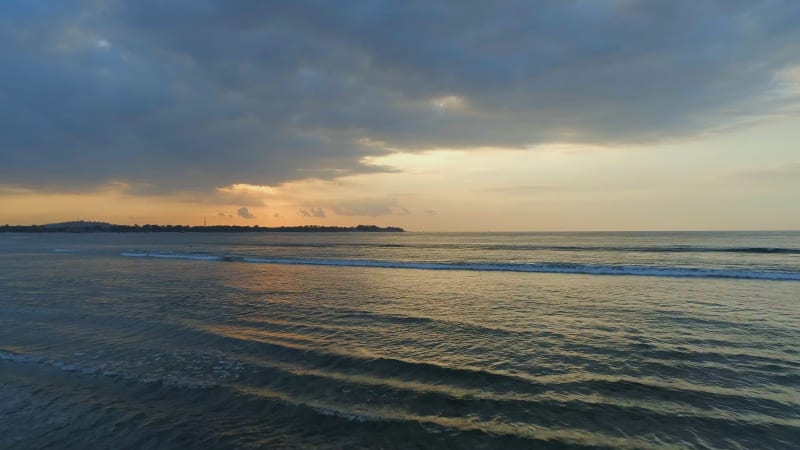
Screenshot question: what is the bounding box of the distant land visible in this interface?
[1,221,404,233]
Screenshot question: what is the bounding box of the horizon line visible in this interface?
[2,222,799,234]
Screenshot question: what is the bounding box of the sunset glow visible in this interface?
[1,1,798,230]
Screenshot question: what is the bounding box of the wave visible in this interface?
[0,348,656,449]
[719,247,800,254]
[241,258,800,280]
[212,241,800,254]
[121,252,222,261]
[5,344,797,449]
[118,252,800,280]
[478,245,800,254]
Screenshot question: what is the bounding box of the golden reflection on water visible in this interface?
[4,232,799,448]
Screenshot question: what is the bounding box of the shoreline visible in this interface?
[1,224,404,233]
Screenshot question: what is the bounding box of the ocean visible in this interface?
[1,231,798,449]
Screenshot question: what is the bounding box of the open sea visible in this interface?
[1,231,798,449]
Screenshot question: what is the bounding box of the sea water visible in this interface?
[1,231,798,448]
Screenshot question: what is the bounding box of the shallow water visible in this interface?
[1,232,799,448]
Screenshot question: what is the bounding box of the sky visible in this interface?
[1,0,799,231]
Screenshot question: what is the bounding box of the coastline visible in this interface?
[1,223,404,233]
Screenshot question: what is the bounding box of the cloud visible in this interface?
[1,1,799,194]
[217,211,233,218]
[729,163,800,187]
[478,185,554,194]
[237,207,256,219]
[329,198,401,216]
[299,207,326,218]
[423,209,438,215]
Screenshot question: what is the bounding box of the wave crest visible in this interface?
[119,253,800,281]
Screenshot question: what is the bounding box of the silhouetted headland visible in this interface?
[1,221,404,233]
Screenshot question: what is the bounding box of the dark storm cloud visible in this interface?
[1,0,799,193]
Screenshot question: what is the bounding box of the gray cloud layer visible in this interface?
[330,198,400,217]
[237,207,256,219]
[730,162,800,187]
[299,207,326,218]
[1,1,799,193]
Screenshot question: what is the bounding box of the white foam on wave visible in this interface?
[312,406,383,423]
[149,253,222,261]
[119,253,800,281]
[241,257,800,281]
[0,350,88,374]
[120,252,222,261]
[0,350,43,364]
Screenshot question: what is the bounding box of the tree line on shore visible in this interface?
[1,222,404,233]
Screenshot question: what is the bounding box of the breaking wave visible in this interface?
[119,253,800,281]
